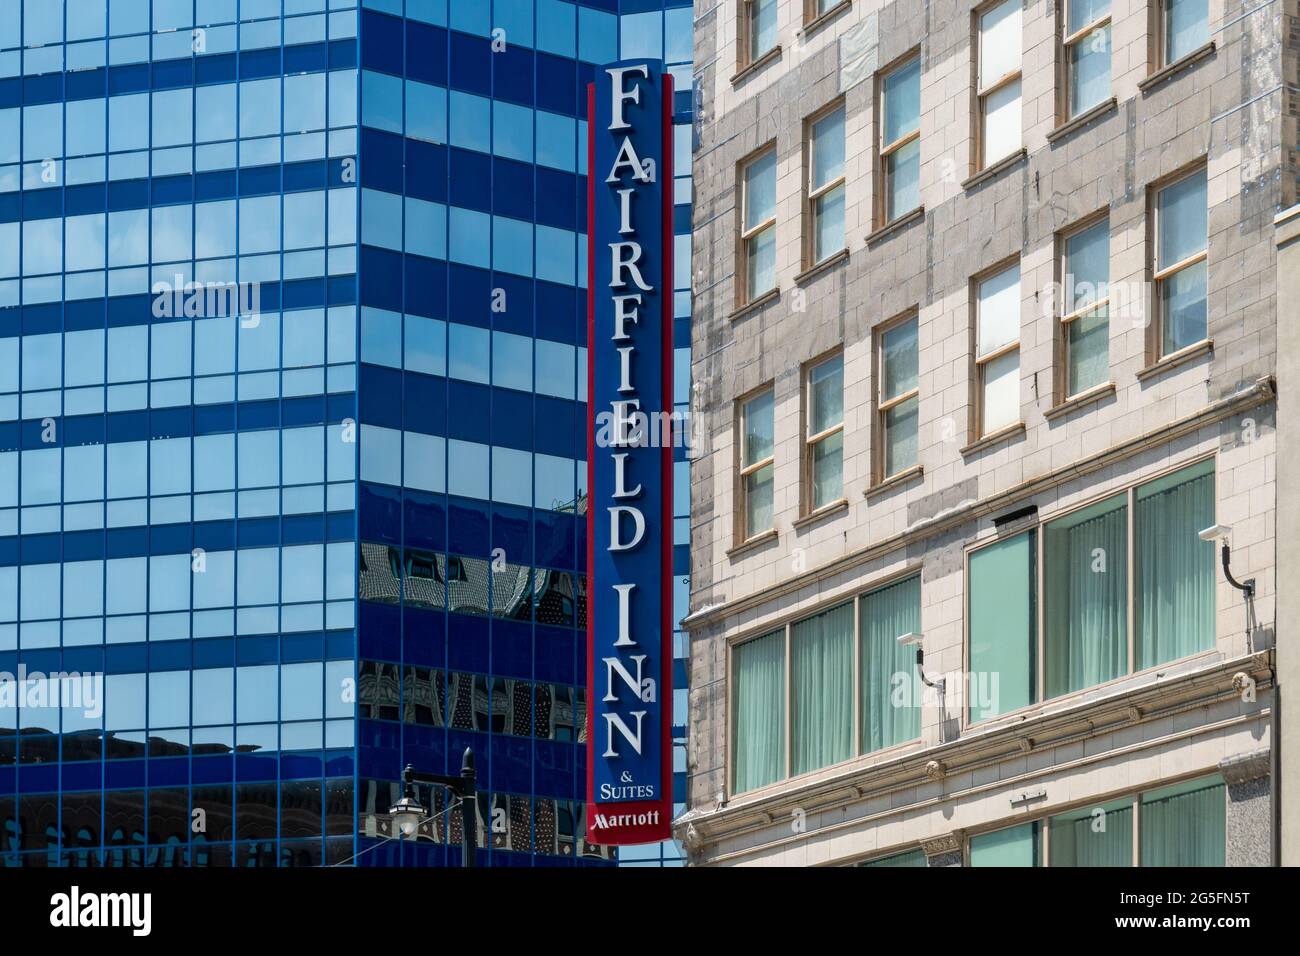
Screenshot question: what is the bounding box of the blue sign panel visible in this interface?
[585,62,674,845]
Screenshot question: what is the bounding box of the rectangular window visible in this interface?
[968,774,1225,866]
[968,460,1215,722]
[1062,0,1111,119]
[968,531,1036,723]
[804,354,843,511]
[741,0,777,68]
[738,388,775,540]
[739,147,777,304]
[790,602,854,776]
[976,0,1022,168]
[1153,167,1208,357]
[859,574,920,754]
[1060,217,1110,398]
[877,315,919,479]
[731,629,785,794]
[1161,0,1209,66]
[858,848,927,867]
[806,104,846,265]
[975,262,1021,436]
[879,56,921,224]
[730,575,924,792]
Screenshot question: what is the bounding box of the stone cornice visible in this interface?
[672,650,1274,851]
[684,377,1276,631]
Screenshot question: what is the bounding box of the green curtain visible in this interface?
[1140,780,1225,866]
[860,575,921,754]
[791,603,854,776]
[1136,463,1214,669]
[860,848,927,868]
[732,630,785,793]
[1045,499,1127,698]
[969,822,1040,866]
[969,533,1035,722]
[1049,803,1132,866]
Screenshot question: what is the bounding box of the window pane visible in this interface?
[860,575,920,753]
[1160,258,1207,353]
[1045,495,1128,698]
[978,264,1021,356]
[884,395,918,476]
[811,108,844,191]
[980,0,1022,84]
[1166,0,1209,63]
[882,318,918,400]
[790,602,854,776]
[981,348,1020,432]
[1140,778,1225,865]
[1135,460,1215,668]
[811,429,842,508]
[743,390,774,466]
[1049,802,1133,866]
[809,356,843,434]
[885,136,920,220]
[1067,0,1111,34]
[982,77,1021,163]
[859,848,927,867]
[814,183,845,261]
[749,0,777,60]
[1067,305,1109,395]
[969,532,1035,722]
[744,151,776,229]
[969,822,1039,866]
[745,463,774,535]
[882,58,920,144]
[1065,220,1110,310]
[747,225,776,298]
[732,630,785,793]
[1069,25,1111,117]
[1158,170,1207,267]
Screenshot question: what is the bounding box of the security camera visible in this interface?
[1198,524,1232,543]
[896,632,924,647]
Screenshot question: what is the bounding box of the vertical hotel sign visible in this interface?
[586,61,674,845]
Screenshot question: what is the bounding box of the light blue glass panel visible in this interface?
[495,0,535,47]
[361,70,403,134]
[448,207,491,269]
[493,101,533,163]
[537,0,576,58]
[449,90,491,152]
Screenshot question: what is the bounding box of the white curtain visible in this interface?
[732,630,785,793]
[791,603,854,776]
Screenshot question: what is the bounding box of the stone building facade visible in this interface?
[676,0,1292,866]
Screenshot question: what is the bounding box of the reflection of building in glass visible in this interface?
[0,0,689,867]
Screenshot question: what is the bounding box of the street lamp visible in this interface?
[386,746,478,868]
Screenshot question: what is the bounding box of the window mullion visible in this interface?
[1127,485,1136,675]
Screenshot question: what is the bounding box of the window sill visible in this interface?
[961,148,1027,191]
[792,497,849,530]
[959,421,1025,457]
[1046,97,1118,145]
[864,465,923,500]
[799,0,853,39]
[1043,381,1116,421]
[1138,42,1217,93]
[865,206,924,247]
[1136,338,1213,383]
[728,286,781,323]
[726,528,779,559]
[731,45,782,86]
[794,248,849,286]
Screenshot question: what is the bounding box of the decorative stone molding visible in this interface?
[1218,749,1271,785]
[924,759,946,781]
[920,831,963,859]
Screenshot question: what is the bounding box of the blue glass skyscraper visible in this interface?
[0,0,691,867]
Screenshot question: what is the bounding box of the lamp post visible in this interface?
[387,746,477,868]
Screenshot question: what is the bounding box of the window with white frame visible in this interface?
[1153,167,1208,357]
[738,388,775,540]
[807,104,846,265]
[804,353,843,510]
[740,147,777,303]
[974,262,1021,436]
[1062,0,1111,119]
[1060,216,1110,398]
[1160,0,1209,66]
[976,0,1022,168]
[877,315,919,479]
[879,56,921,224]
